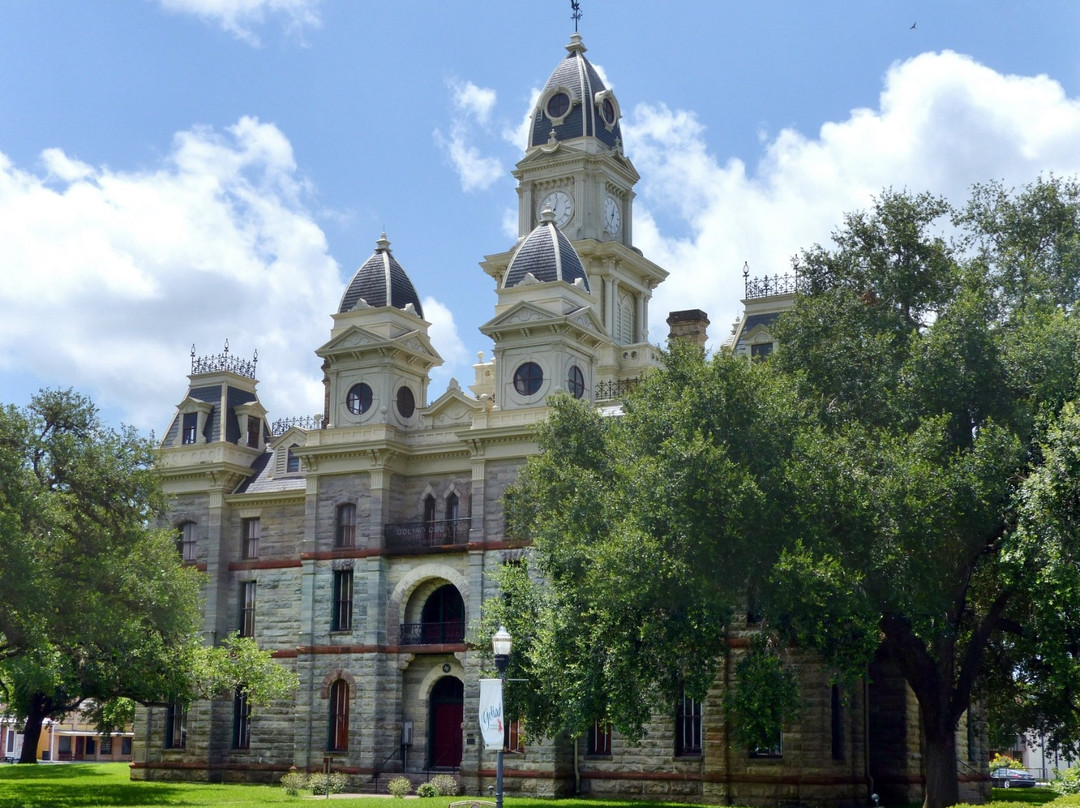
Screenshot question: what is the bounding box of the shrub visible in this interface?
[387,776,413,797]
[416,782,439,798]
[309,771,348,795]
[1054,767,1080,795]
[280,769,308,796]
[991,754,1024,771]
[429,774,459,796]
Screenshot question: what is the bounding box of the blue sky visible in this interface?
[3,1,1080,433]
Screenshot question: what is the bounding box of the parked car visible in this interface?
[991,768,1037,788]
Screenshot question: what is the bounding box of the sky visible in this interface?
[3,1,1080,435]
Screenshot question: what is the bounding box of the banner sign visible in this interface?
[479,678,504,748]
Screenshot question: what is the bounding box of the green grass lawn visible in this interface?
[2,763,1077,808]
[0,763,705,808]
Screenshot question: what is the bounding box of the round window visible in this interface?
[346,383,373,415]
[567,365,585,399]
[601,97,616,125]
[514,362,544,396]
[546,91,571,120]
[396,385,416,418]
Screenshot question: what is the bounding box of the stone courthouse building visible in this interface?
[131,29,987,807]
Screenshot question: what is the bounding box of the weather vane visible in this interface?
[571,0,581,32]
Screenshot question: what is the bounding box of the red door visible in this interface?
[429,677,463,768]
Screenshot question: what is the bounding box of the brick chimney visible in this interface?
[666,309,710,348]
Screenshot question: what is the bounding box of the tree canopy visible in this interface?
[492,176,1080,808]
[0,389,295,762]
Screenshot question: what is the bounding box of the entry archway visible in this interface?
[428,676,463,768]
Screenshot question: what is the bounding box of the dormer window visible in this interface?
[246,417,261,448]
[175,398,213,447]
[286,446,300,473]
[182,413,198,445]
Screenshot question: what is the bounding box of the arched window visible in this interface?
[445,493,459,534]
[336,504,356,548]
[421,584,465,644]
[328,680,349,751]
[423,494,437,543]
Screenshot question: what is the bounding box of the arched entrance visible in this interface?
[429,676,463,768]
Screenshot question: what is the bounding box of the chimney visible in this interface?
[666,309,710,348]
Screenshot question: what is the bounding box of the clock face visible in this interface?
[604,195,622,234]
[541,191,574,228]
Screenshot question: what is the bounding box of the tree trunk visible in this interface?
[17,692,49,764]
[922,714,960,808]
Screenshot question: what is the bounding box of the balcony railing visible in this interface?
[383,519,471,553]
[400,620,466,645]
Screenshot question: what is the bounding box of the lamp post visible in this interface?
[493,626,512,808]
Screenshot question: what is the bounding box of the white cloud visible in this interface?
[153,0,321,45]
[624,51,1080,347]
[452,81,497,125]
[503,86,541,154]
[0,116,341,431]
[422,296,470,398]
[436,79,504,192]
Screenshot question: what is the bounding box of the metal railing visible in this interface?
[399,620,466,645]
[384,519,471,553]
[594,378,639,402]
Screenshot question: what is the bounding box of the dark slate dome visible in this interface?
[338,234,424,318]
[529,33,622,150]
[503,209,590,291]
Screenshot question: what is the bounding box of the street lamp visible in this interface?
[493,626,512,808]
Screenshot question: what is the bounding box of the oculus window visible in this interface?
[513,362,543,396]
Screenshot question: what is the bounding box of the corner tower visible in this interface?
[317,234,442,430]
[481,33,668,388]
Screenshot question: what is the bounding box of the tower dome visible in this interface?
[529,33,622,150]
[339,234,424,317]
[503,209,590,291]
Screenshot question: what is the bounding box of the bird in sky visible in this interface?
[910,22,917,29]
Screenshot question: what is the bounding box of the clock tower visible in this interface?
[481,33,668,387]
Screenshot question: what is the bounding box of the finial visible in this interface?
[376,232,391,252]
[539,207,556,224]
[223,338,230,355]
[570,0,581,33]
[743,261,750,278]
[190,343,196,359]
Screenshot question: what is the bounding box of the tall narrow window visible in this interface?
[233,689,251,750]
[445,493,459,541]
[831,685,844,760]
[675,690,702,757]
[504,717,524,753]
[242,518,260,559]
[423,494,437,543]
[176,522,196,562]
[165,702,187,749]
[240,581,256,637]
[182,412,198,445]
[587,720,612,756]
[329,680,349,751]
[286,445,300,473]
[99,736,112,755]
[333,570,353,631]
[336,504,356,548]
[246,417,260,448]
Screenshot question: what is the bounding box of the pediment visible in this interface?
[269,426,308,450]
[425,381,480,427]
[317,325,442,363]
